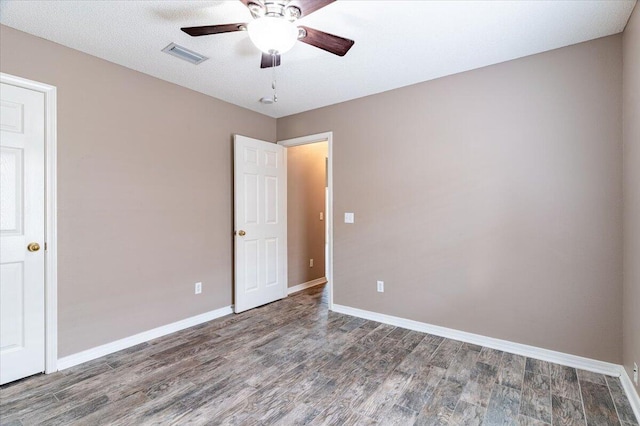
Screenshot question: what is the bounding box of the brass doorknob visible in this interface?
[238,230,246,236]
[27,242,40,252]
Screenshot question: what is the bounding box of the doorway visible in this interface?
[278,132,334,309]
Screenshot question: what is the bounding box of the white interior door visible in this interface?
[234,135,287,313]
[0,83,46,384]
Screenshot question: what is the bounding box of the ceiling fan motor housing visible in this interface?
[249,1,301,21]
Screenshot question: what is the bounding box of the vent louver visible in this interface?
[162,43,208,65]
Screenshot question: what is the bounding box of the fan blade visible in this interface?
[288,0,335,18]
[261,53,281,69]
[181,23,246,37]
[298,26,354,56]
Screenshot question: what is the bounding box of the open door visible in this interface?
[234,135,287,313]
[1,82,46,384]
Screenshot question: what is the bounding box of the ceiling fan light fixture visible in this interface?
[247,16,298,54]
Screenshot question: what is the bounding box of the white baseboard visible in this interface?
[620,366,640,422]
[288,277,327,295]
[331,304,621,377]
[57,305,233,371]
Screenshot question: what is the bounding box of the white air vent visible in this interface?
[162,43,208,65]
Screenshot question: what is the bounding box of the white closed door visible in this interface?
[0,83,45,385]
[234,135,287,313]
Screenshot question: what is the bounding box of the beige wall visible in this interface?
[1,23,631,366]
[623,5,640,393]
[287,142,327,287]
[278,36,624,363]
[0,25,276,357]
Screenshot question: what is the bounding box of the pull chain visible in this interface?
[271,51,278,103]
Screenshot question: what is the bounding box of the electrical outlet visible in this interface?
[310,259,314,267]
[377,280,384,293]
[320,212,324,221]
[634,362,638,386]
[195,282,202,294]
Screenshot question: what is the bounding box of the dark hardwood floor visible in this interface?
[1,284,637,425]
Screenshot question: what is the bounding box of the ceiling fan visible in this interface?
[181,0,355,69]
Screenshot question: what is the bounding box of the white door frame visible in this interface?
[1,72,58,373]
[278,132,334,310]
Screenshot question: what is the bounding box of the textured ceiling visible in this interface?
[0,0,636,118]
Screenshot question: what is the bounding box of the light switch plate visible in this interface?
[344,212,354,223]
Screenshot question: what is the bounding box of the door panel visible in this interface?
[0,147,23,233]
[244,173,258,225]
[0,262,24,351]
[265,176,278,224]
[264,237,278,287]
[234,135,286,313]
[0,82,45,385]
[244,239,259,292]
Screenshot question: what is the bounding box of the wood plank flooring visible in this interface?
[1,284,637,425]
